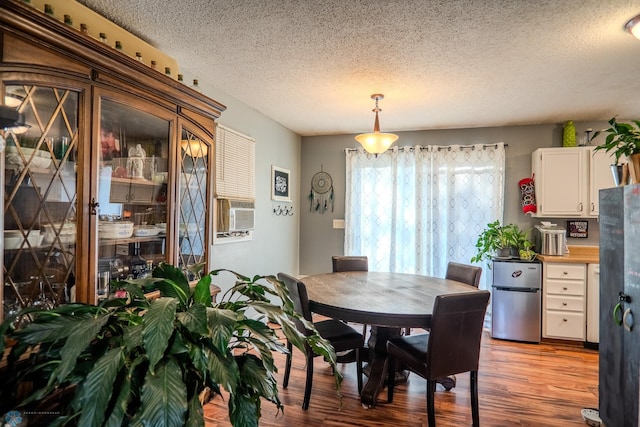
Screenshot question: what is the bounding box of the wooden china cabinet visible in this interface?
[0,0,225,319]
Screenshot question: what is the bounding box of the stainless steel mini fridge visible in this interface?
[491,260,542,343]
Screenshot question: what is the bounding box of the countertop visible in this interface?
[536,245,599,264]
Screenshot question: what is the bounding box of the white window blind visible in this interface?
[215,124,255,200]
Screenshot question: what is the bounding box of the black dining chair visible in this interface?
[331,255,370,337]
[332,255,369,273]
[408,262,482,338]
[277,272,364,410]
[386,291,490,427]
[445,261,482,288]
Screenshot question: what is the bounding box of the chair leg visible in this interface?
[283,340,292,388]
[470,370,479,427]
[356,348,363,393]
[302,354,314,410]
[427,379,437,427]
[387,354,395,403]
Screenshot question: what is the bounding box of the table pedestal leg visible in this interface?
[360,325,407,408]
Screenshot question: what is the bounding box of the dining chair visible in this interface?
[386,290,490,427]
[331,255,370,338]
[405,262,481,339]
[331,255,369,273]
[277,272,364,410]
[445,261,482,288]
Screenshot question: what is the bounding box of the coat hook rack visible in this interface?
[273,205,293,216]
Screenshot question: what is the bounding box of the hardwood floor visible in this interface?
[203,331,598,426]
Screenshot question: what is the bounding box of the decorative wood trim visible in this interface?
[0,0,226,120]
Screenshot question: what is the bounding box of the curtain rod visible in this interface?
[345,143,508,153]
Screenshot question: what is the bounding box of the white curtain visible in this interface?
[345,143,505,292]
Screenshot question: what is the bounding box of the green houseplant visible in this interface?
[0,263,341,427]
[470,220,520,264]
[592,117,640,165]
[513,227,537,261]
[593,117,640,184]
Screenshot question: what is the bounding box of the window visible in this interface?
[345,143,505,291]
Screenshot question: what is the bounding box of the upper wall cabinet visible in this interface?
[0,0,225,316]
[531,147,615,218]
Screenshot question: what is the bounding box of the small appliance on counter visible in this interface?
[534,222,567,256]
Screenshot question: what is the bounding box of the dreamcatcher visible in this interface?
[309,169,334,213]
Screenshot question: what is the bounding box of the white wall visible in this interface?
[197,84,301,290]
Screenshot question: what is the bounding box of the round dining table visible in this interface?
[302,271,480,407]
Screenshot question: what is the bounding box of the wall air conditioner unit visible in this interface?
[217,198,255,232]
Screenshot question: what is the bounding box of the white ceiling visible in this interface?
[79,0,640,136]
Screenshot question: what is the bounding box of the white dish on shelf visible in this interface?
[41,222,76,244]
[99,221,134,239]
[4,229,43,249]
[5,146,52,169]
[134,225,162,237]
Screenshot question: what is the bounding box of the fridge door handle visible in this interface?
[614,303,623,327]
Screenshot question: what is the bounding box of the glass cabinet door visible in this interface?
[178,129,211,279]
[96,98,171,299]
[3,84,79,320]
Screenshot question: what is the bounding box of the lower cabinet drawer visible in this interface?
[544,311,585,340]
[545,295,584,312]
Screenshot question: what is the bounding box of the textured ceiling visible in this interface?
[78,0,640,136]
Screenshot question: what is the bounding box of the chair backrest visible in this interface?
[445,262,482,288]
[277,272,313,336]
[426,291,490,379]
[332,255,369,272]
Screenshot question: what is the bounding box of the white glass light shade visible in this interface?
[626,14,640,39]
[355,131,399,154]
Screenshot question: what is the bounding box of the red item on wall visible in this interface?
[519,176,536,215]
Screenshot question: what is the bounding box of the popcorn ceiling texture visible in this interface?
[79,0,640,136]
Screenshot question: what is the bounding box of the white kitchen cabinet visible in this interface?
[542,262,586,341]
[586,263,599,343]
[589,150,615,216]
[532,147,615,218]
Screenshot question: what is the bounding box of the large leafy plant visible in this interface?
[593,117,640,165]
[470,220,520,264]
[0,263,341,426]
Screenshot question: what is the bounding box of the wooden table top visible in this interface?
[303,271,479,328]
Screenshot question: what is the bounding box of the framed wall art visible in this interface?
[271,165,291,202]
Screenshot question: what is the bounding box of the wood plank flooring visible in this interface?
[203,331,598,426]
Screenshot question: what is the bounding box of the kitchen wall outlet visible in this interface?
[333,219,345,229]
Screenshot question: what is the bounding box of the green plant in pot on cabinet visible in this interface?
[514,228,537,261]
[470,220,520,264]
[593,117,640,185]
[0,263,341,427]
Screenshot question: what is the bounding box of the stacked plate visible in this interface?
[99,221,134,239]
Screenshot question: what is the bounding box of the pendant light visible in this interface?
[626,14,640,39]
[355,94,398,154]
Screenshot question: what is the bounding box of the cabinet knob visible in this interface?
[578,202,583,211]
[563,287,568,290]
[563,318,568,322]
[562,302,567,306]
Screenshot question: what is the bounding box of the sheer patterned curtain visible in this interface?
[345,143,505,292]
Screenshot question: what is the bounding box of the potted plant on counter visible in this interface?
[593,117,640,185]
[514,228,537,261]
[0,263,341,427]
[470,220,519,265]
